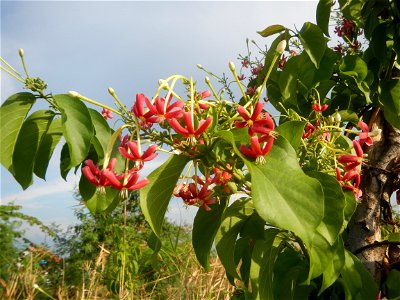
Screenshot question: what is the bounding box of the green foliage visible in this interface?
[140,154,190,236]
[1,0,400,298]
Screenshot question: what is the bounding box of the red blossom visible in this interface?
[82,158,120,188]
[246,86,257,95]
[357,120,373,146]
[302,123,316,139]
[235,102,274,136]
[119,141,158,168]
[237,74,246,81]
[241,59,249,68]
[131,93,157,127]
[240,135,275,164]
[101,108,113,120]
[168,112,212,143]
[337,140,363,171]
[312,103,328,113]
[145,95,184,123]
[278,54,287,69]
[103,169,149,191]
[174,179,216,211]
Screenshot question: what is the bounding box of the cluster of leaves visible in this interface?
[1,0,400,299]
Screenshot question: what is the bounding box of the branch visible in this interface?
[353,241,400,255]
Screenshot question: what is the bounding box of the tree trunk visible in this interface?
[348,112,400,283]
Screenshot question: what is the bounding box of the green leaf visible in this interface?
[337,110,359,123]
[342,190,357,230]
[60,143,71,180]
[276,121,307,150]
[307,171,345,244]
[33,118,63,180]
[250,228,281,300]
[12,110,55,189]
[385,270,400,299]
[140,154,189,236]
[278,56,300,106]
[339,55,368,83]
[86,187,119,213]
[340,250,378,299]
[215,198,254,279]
[316,0,333,36]
[53,94,94,168]
[257,24,286,37]
[88,108,112,160]
[193,197,228,270]
[0,92,36,172]
[298,22,327,68]
[381,79,400,129]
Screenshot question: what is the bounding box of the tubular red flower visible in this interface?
[357,121,373,146]
[119,141,158,166]
[101,108,113,120]
[82,158,118,187]
[312,103,328,113]
[240,136,274,164]
[235,102,274,136]
[145,95,184,123]
[168,112,212,140]
[131,93,157,126]
[103,169,149,191]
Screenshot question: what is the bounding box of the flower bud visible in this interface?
[68,91,80,98]
[197,64,203,69]
[276,40,287,54]
[108,87,115,95]
[33,284,39,289]
[229,62,236,72]
[334,112,342,122]
[256,86,262,95]
[205,76,210,84]
[19,48,25,57]
[370,127,382,137]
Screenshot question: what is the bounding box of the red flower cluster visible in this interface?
[236,102,276,164]
[101,108,113,120]
[82,135,160,197]
[336,140,364,198]
[174,167,234,211]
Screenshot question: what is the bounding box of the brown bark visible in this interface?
[348,112,400,283]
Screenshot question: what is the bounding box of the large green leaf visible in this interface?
[257,24,286,38]
[193,197,228,270]
[298,22,327,68]
[86,187,119,214]
[140,154,189,236]
[250,228,281,300]
[316,0,333,36]
[308,171,345,244]
[278,56,300,106]
[385,270,400,299]
[340,250,378,299]
[215,198,254,279]
[12,110,55,189]
[53,94,94,168]
[339,55,368,83]
[0,92,36,172]
[381,79,400,129]
[88,108,112,160]
[33,118,63,180]
[276,121,307,150]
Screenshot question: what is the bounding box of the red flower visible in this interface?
[168,112,212,144]
[312,103,328,113]
[246,86,257,95]
[101,108,113,120]
[131,93,157,127]
[174,180,216,211]
[336,167,362,198]
[212,167,233,193]
[278,54,287,69]
[199,90,211,99]
[145,95,184,123]
[235,102,275,136]
[103,169,149,191]
[357,121,373,146]
[302,123,315,139]
[241,59,249,68]
[82,158,120,188]
[119,141,158,167]
[237,74,246,81]
[337,140,363,171]
[240,135,274,165]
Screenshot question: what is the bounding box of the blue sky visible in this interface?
[1,1,318,243]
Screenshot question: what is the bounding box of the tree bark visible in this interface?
[348,112,400,283]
